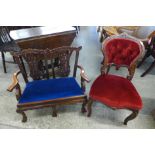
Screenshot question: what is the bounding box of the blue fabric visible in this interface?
[19,77,84,104]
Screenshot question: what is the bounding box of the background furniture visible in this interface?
[0,26,21,73]
[73,26,80,34]
[97,26,119,42]
[87,33,145,125]
[6,26,38,31]
[98,26,141,42]
[10,26,77,49]
[137,31,155,77]
[117,26,140,35]
[7,46,89,122]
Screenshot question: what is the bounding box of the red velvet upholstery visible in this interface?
[105,38,140,66]
[90,74,142,110]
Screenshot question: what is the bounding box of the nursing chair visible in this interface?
[7,46,89,122]
[87,33,144,125]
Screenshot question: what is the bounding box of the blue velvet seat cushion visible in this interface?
[19,77,84,104]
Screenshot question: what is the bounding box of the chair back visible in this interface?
[13,46,82,82]
[102,33,145,79]
[0,26,13,45]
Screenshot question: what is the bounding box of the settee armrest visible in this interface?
[77,65,90,92]
[7,70,22,100]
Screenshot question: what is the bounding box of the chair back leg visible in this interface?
[1,51,7,73]
[137,54,149,68]
[87,98,93,117]
[140,60,155,77]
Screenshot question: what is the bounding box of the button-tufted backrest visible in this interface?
[101,33,145,80]
[102,33,144,68]
[105,38,140,66]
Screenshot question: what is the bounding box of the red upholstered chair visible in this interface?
[87,33,145,125]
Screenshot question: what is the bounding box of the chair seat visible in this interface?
[19,77,84,104]
[90,74,143,110]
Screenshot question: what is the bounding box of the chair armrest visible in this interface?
[7,70,21,92]
[77,65,90,92]
[7,70,22,101]
[77,65,90,82]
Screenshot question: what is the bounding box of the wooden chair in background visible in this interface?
[0,26,21,73]
[137,31,155,77]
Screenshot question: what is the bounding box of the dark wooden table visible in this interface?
[10,26,77,49]
[10,26,77,78]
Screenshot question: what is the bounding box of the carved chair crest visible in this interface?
[13,46,82,82]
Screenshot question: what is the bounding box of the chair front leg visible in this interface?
[81,96,87,113]
[16,109,27,123]
[124,110,139,125]
[52,106,57,117]
[87,98,93,117]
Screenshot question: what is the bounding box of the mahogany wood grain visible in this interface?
[10,26,76,49]
[7,46,89,122]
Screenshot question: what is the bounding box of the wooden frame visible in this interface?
[87,33,145,125]
[7,46,89,122]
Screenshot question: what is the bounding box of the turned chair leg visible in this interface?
[87,98,93,117]
[81,97,87,113]
[141,60,155,77]
[16,110,27,123]
[124,110,139,125]
[1,51,7,73]
[52,106,57,117]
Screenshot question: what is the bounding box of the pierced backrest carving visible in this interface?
[13,46,82,82]
[101,33,145,80]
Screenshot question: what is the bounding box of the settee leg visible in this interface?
[52,106,57,117]
[87,98,93,117]
[16,110,27,123]
[124,110,139,125]
[81,97,87,113]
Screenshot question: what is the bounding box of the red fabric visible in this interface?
[105,39,140,66]
[90,74,143,110]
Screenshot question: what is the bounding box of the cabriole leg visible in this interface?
[124,110,139,125]
[16,110,27,123]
